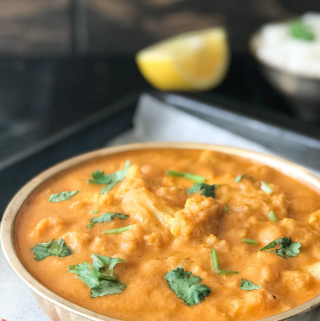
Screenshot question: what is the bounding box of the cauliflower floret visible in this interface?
[117,165,150,196]
[223,228,247,240]
[289,191,320,215]
[144,231,167,247]
[254,251,289,274]
[305,262,320,279]
[228,290,278,318]
[155,186,188,208]
[258,224,284,245]
[170,195,223,238]
[220,181,288,222]
[98,193,114,206]
[61,231,92,251]
[30,217,66,238]
[308,210,320,232]
[166,256,187,269]
[241,291,278,314]
[90,236,109,252]
[281,271,313,292]
[122,187,176,229]
[203,234,230,252]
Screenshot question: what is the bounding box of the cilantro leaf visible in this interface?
[91,254,127,276]
[165,267,210,306]
[68,254,127,297]
[240,279,262,291]
[88,161,130,194]
[288,19,315,41]
[49,190,78,202]
[90,280,126,298]
[90,210,99,213]
[187,183,220,198]
[167,170,205,183]
[89,171,112,185]
[223,205,229,213]
[73,262,113,288]
[87,212,129,228]
[259,237,301,259]
[32,238,72,261]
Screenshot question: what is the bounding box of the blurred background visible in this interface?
[1,0,319,164]
[1,3,320,319]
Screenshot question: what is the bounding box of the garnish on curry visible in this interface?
[14,149,320,321]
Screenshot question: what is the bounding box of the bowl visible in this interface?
[250,31,320,121]
[2,142,320,321]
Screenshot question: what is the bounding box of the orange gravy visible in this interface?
[15,149,320,321]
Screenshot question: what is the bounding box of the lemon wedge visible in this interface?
[136,28,229,91]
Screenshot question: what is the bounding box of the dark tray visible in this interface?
[2,90,320,219]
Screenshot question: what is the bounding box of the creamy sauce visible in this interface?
[15,149,320,321]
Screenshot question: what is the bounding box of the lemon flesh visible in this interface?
[136,28,229,91]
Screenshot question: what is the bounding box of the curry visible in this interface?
[14,149,320,321]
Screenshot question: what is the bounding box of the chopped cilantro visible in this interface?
[72,262,112,288]
[103,224,135,234]
[32,238,72,261]
[165,267,210,306]
[288,19,315,41]
[235,174,252,183]
[49,190,78,202]
[240,279,262,291]
[67,265,78,273]
[87,212,129,228]
[89,171,110,184]
[68,254,126,297]
[217,270,239,275]
[223,205,229,213]
[185,173,205,183]
[259,237,301,259]
[167,170,205,183]
[242,238,258,245]
[187,183,220,198]
[90,210,100,214]
[90,279,126,298]
[260,181,273,194]
[91,254,127,276]
[210,248,219,270]
[210,248,238,275]
[269,210,278,221]
[88,160,130,194]
[167,170,185,177]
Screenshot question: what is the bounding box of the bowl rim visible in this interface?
[2,141,320,321]
[250,29,320,82]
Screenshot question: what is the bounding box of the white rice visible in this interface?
[256,13,320,79]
